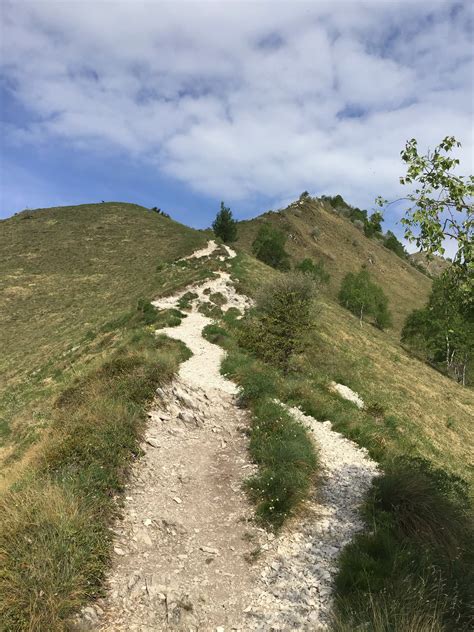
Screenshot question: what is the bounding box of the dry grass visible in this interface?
[0,202,211,471]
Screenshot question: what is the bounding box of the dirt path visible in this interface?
[80,242,378,632]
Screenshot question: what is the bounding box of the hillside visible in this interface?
[235,197,432,334]
[230,252,473,483]
[409,251,451,277]
[0,202,210,467]
[1,202,472,631]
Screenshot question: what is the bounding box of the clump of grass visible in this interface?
[0,482,109,630]
[177,291,198,310]
[0,328,190,630]
[220,345,317,529]
[245,396,317,527]
[202,324,228,345]
[209,291,227,306]
[197,301,222,318]
[154,308,185,329]
[333,457,473,631]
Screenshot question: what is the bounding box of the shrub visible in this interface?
[238,273,316,370]
[384,231,407,258]
[212,201,237,243]
[364,211,383,237]
[251,224,290,271]
[296,257,330,284]
[177,291,198,310]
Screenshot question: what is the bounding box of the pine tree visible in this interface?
[212,202,237,243]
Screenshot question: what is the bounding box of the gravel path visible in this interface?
[239,405,378,631]
[75,242,379,631]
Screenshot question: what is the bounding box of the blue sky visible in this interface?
[1,1,473,247]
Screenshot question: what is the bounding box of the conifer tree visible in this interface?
[212,202,237,243]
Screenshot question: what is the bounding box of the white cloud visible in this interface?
[1,0,473,214]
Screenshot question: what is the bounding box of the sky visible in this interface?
[1,0,473,248]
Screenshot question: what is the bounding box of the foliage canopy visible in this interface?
[338,268,392,329]
[252,223,290,271]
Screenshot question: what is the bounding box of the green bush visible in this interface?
[238,273,316,370]
[251,224,290,271]
[296,257,330,284]
[384,231,407,258]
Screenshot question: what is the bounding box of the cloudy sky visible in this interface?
[1,1,473,238]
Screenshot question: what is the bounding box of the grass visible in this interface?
[0,202,212,468]
[234,197,432,334]
[229,252,474,482]
[221,351,317,528]
[332,458,473,630]
[227,253,474,630]
[0,305,191,631]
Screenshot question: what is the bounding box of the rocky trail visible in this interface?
[79,242,378,632]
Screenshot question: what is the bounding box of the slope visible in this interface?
[235,197,432,335]
[230,252,473,483]
[0,202,209,466]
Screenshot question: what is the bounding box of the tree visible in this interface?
[296,258,330,284]
[376,136,473,287]
[402,269,473,385]
[364,211,383,238]
[338,268,392,329]
[212,201,237,243]
[252,224,290,271]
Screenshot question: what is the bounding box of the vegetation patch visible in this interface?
[332,457,473,631]
[0,306,190,630]
[177,291,198,310]
[221,352,317,528]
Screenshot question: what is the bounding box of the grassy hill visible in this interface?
[235,197,432,334]
[0,202,211,470]
[0,199,472,630]
[230,252,473,483]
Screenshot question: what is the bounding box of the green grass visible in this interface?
[234,197,432,334]
[229,253,474,482]
[0,305,190,631]
[220,351,317,528]
[0,203,212,466]
[227,253,474,630]
[332,458,473,631]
